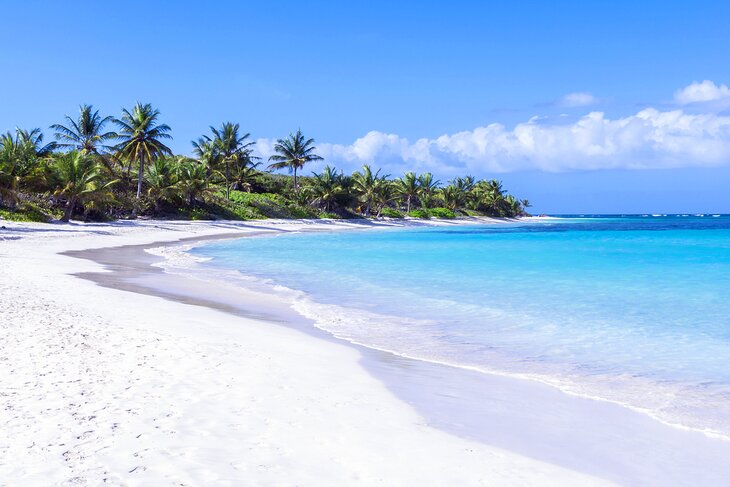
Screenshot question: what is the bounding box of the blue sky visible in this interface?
[2,0,729,213]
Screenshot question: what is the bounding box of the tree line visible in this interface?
[0,103,530,222]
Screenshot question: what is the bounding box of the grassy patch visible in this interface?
[407,209,431,219]
[0,202,55,223]
[227,190,319,219]
[428,207,456,219]
[380,207,404,218]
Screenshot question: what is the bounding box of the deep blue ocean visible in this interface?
[191,215,730,438]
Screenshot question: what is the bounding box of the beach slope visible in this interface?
[0,219,607,486]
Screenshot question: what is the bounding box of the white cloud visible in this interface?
[674,80,730,105]
[256,83,730,177]
[557,92,599,107]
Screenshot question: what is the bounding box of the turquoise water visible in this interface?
[191,216,730,437]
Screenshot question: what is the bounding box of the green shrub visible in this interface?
[407,209,431,219]
[429,207,456,219]
[225,190,319,219]
[251,172,292,194]
[380,207,404,218]
[0,202,54,222]
[318,211,341,219]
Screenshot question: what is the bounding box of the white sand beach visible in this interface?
[0,218,614,486]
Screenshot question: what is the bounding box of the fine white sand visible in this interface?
[0,217,612,486]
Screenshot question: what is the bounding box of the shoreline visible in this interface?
[142,228,730,443]
[2,218,614,486]
[80,220,730,486]
[3,217,730,485]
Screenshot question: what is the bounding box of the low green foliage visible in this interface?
[0,202,54,222]
[428,207,456,219]
[380,207,404,218]
[407,208,431,219]
[0,109,531,222]
[227,190,319,219]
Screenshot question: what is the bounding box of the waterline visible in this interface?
[188,216,730,439]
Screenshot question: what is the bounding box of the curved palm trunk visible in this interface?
[406,195,411,213]
[293,167,298,192]
[133,152,145,217]
[61,197,76,222]
[136,154,144,199]
[225,160,230,200]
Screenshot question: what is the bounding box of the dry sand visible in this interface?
[0,218,609,486]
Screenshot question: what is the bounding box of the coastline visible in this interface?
[76,219,730,485]
[3,217,730,485]
[2,217,613,486]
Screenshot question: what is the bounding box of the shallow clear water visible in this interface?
[191,216,730,437]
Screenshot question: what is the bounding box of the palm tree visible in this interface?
[417,172,440,209]
[454,176,476,192]
[373,179,396,217]
[51,105,117,154]
[521,199,531,211]
[504,194,522,217]
[448,176,476,210]
[0,133,22,207]
[175,159,212,205]
[351,165,389,216]
[267,129,322,192]
[0,129,52,207]
[310,165,347,212]
[476,179,505,215]
[15,128,57,156]
[47,151,116,222]
[206,122,256,199]
[231,160,262,192]
[395,171,419,213]
[192,136,219,176]
[441,184,467,211]
[113,103,172,206]
[144,156,179,212]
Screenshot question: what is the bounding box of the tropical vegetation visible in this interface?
[0,104,531,222]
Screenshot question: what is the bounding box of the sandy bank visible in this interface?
[1,218,609,486]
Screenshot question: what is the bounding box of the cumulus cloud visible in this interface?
[256,83,730,176]
[557,92,600,107]
[674,80,730,105]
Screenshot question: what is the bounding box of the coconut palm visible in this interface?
[351,165,389,216]
[175,159,212,205]
[51,105,117,154]
[16,128,56,156]
[449,176,476,209]
[113,103,172,205]
[373,179,396,217]
[267,129,322,192]
[47,151,116,222]
[395,171,419,213]
[230,160,262,192]
[504,194,523,216]
[474,179,505,215]
[0,134,23,207]
[192,136,218,168]
[417,172,440,209]
[309,165,347,212]
[206,122,256,199]
[144,156,180,212]
[441,184,467,211]
[0,129,51,207]
[1,133,21,206]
